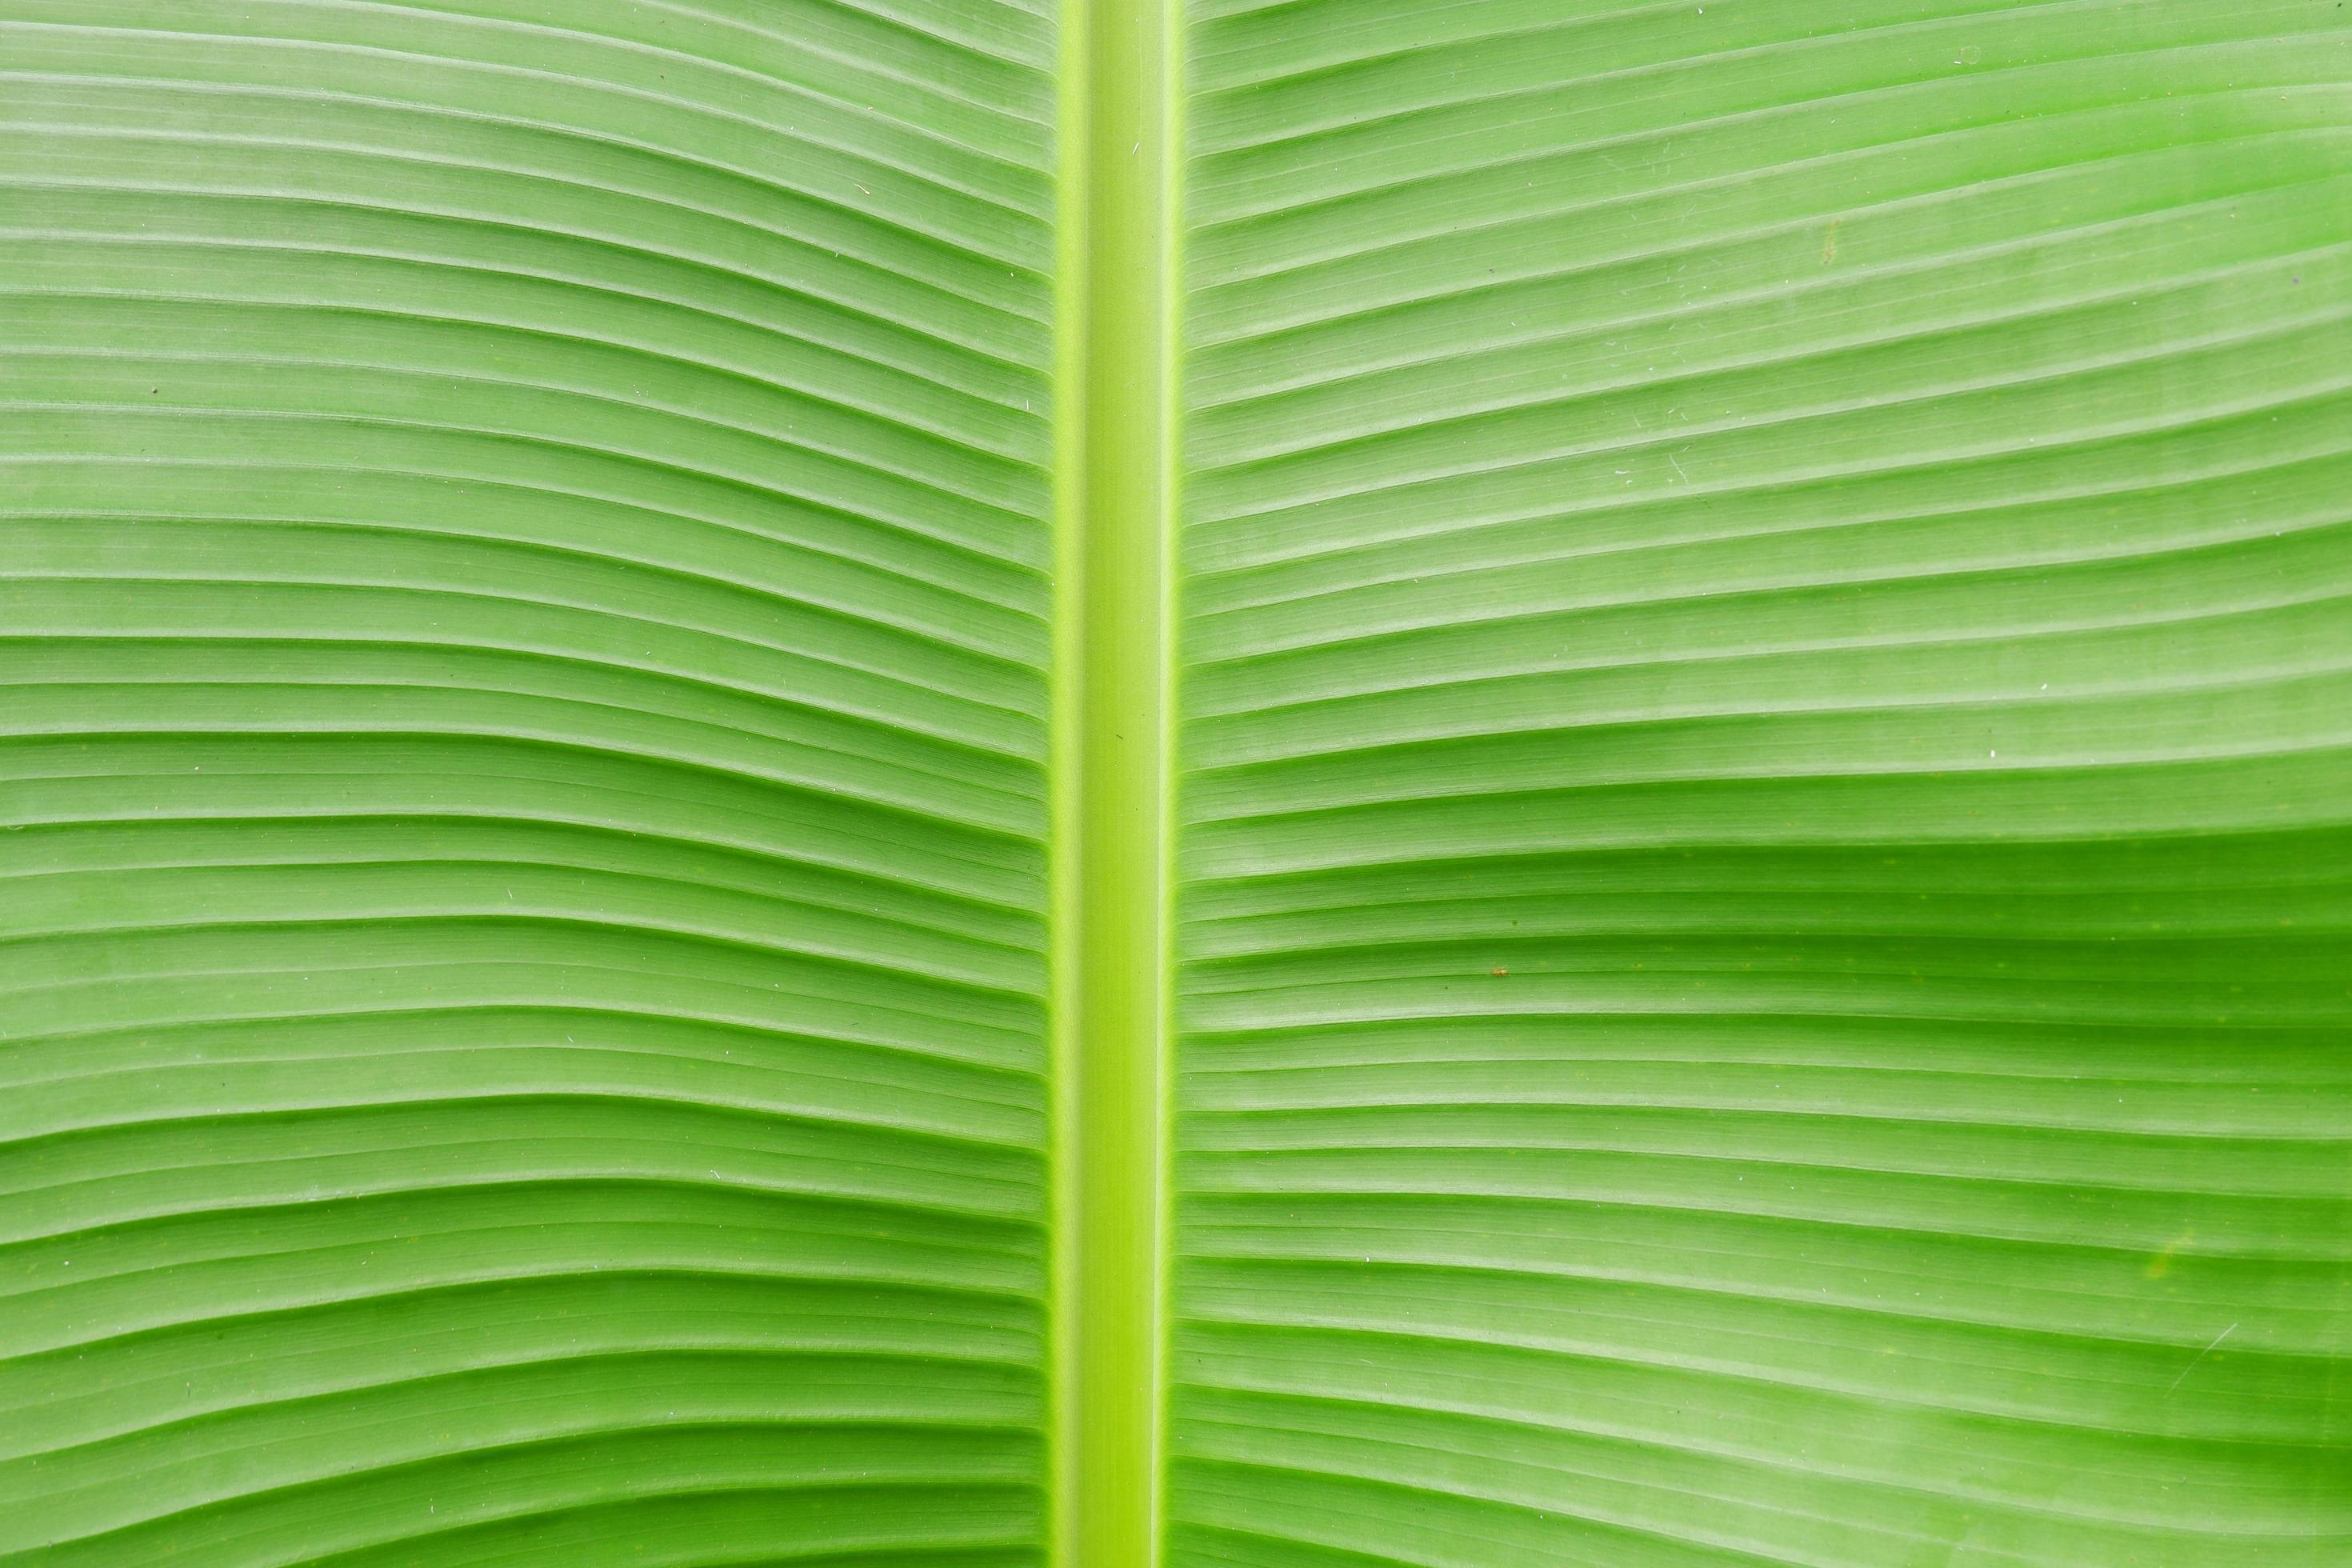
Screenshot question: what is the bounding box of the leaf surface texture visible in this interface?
[2,2,2348,1566]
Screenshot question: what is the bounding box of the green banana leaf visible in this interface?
[3,2,2346,1565]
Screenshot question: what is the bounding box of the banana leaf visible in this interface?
[2,2,2346,1565]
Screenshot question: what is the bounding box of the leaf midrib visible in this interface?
[1050,0,1180,1562]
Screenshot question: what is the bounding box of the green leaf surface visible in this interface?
[1166,2,2352,1561]
[1,2,1058,1562]
[3,2,2349,1566]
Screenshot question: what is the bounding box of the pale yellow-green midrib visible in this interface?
[1048,0,1178,1558]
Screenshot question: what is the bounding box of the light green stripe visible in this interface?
[1053,0,1177,1557]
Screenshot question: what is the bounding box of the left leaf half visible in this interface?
[0,2,1061,1563]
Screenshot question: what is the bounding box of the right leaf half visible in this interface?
[1168,2,2352,1563]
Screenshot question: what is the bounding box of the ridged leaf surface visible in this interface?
[1169,2,2352,1564]
[1,2,1058,1562]
[4,2,2350,1566]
